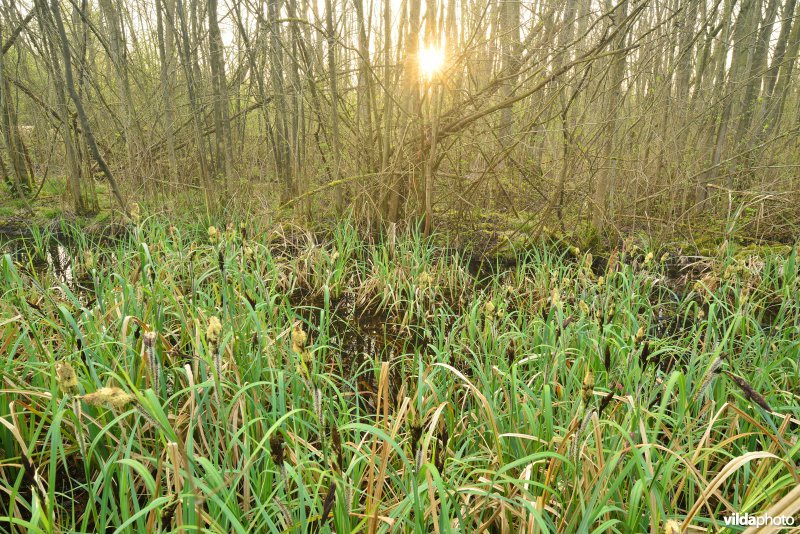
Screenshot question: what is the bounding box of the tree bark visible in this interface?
[50,0,127,215]
[325,0,343,211]
[0,20,34,198]
[174,0,212,192]
[592,0,629,231]
[268,0,294,199]
[155,0,178,182]
[208,0,234,192]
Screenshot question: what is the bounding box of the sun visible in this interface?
[419,45,445,79]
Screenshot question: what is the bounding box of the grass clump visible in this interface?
[0,220,798,532]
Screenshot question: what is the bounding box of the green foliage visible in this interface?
[0,221,797,532]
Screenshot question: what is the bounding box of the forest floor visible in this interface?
[0,219,798,532]
[3,176,798,258]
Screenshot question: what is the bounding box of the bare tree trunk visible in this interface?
[353,0,373,172]
[1,9,35,56]
[499,0,519,144]
[380,0,395,221]
[761,0,800,136]
[592,0,628,231]
[0,24,34,198]
[174,0,212,193]
[268,0,294,199]
[325,0,343,211]
[49,0,126,215]
[554,0,579,218]
[34,0,95,214]
[736,0,778,148]
[697,0,735,208]
[405,0,421,224]
[232,2,278,189]
[675,0,699,102]
[208,0,234,192]
[388,0,408,219]
[156,0,178,182]
[728,0,761,143]
[98,0,139,184]
[286,0,304,182]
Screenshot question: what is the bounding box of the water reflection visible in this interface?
[46,243,74,286]
[2,238,78,289]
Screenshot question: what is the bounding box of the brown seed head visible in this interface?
[208,226,220,244]
[143,331,157,348]
[582,368,595,405]
[207,316,222,345]
[291,323,308,353]
[270,434,285,466]
[81,387,136,409]
[130,203,141,224]
[56,361,79,394]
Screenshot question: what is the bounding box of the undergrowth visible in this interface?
[0,220,798,533]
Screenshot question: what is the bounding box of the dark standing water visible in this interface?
[2,238,75,287]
